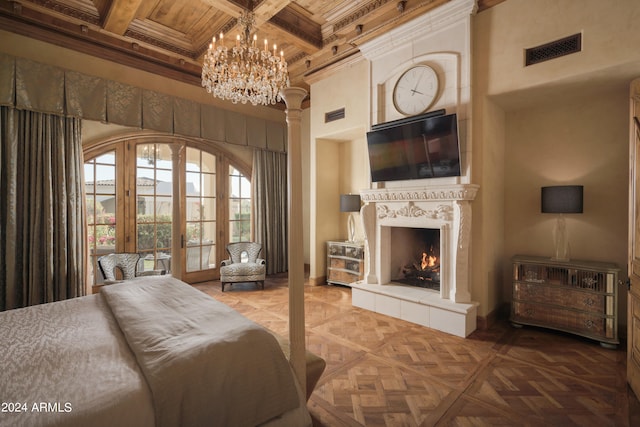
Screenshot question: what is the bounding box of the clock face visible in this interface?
[393,65,439,116]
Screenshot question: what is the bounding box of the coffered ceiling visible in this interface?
[0,0,504,102]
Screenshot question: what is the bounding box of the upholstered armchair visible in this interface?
[97,253,165,285]
[219,242,266,292]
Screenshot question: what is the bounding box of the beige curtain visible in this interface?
[252,150,288,274]
[0,107,86,311]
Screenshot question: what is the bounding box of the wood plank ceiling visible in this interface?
[0,0,505,105]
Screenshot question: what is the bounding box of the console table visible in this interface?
[510,255,620,348]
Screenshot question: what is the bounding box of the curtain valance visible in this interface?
[0,54,287,152]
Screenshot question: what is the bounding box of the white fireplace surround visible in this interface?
[352,185,479,337]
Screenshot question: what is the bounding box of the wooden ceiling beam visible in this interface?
[252,0,291,26]
[267,5,322,51]
[103,0,145,35]
[200,0,246,18]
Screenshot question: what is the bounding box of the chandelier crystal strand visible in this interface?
[201,12,290,106]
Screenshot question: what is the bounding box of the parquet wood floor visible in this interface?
[193,274,640,427]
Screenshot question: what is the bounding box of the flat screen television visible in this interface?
[366,112,461,182]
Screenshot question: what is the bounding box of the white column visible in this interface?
[279,87,308,393]
[170,144,183,279]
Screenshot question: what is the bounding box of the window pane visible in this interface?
[186,198,202,221]
[186,172,200,195]
[204,243,215,269]
[156,170,173,195]
[155,145,172,170]
[201,173,215,196]
[95,164,115,184]
[86,196,96,223]
[229,199,240,218]
[240,223,251,242]
[240,199,251,215]
[156,196,172,216]
[202,151,216,173]
[240,176,251,198]
[95,152,115,164]
[202,221,215,243]
[137,223,155,250]
[136,166,154,178]
[156,222,172,249]
[95,224,115,246]
[230,175,240,198]
[229,222,240,243]
[186,221,201,242]
[138,144,158,167]
[202,198,216,221]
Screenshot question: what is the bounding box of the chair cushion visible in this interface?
[220,263,266,282]
[227,242,262,264]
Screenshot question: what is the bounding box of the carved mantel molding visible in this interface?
[360,184,479,203]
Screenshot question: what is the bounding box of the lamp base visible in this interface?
[347,213,356,242]
[552,214,570,262]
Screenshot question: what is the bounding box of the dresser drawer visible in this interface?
[328,269,360,285]
[513,282,609,315]
[330,258,363,273]
[512,301,615,339]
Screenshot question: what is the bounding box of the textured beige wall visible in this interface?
[503,90,629,314]
[473,0,640,324]
[479,0,640,103]
[308,58,370,282]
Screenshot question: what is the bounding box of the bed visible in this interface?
[0,276,314,427]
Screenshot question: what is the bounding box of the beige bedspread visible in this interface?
[0,276,310,427]
[100,276,301,427]
[0,293,155,427]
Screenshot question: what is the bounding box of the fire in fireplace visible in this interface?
[391,227,441,291]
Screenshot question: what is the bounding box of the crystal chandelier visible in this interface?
[201,11,290,106]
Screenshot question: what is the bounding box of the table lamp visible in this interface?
[340,194,361,242]
[541,185,583,261]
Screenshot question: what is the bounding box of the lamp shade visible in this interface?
[541,185,583,213]
[340,194,361,212]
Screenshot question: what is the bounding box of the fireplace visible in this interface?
[351,0,479,337]
[351,185,479,337]
[391,227,441,291]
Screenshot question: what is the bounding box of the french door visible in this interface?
[84,137,251,286]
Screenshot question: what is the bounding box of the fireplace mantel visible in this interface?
[360,184,479,203]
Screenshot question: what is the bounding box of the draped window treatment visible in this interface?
[0,107,86,311]
[252,150,288,274]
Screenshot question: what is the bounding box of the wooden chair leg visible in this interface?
[221,282,225,292]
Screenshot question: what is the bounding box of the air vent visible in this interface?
[525,33,582,66]
[325,108,345,123]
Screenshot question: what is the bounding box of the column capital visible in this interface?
[279,87,307,110]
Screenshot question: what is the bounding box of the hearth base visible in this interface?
[351,281,478,337]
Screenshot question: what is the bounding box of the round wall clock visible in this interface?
[392,65,439,116]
